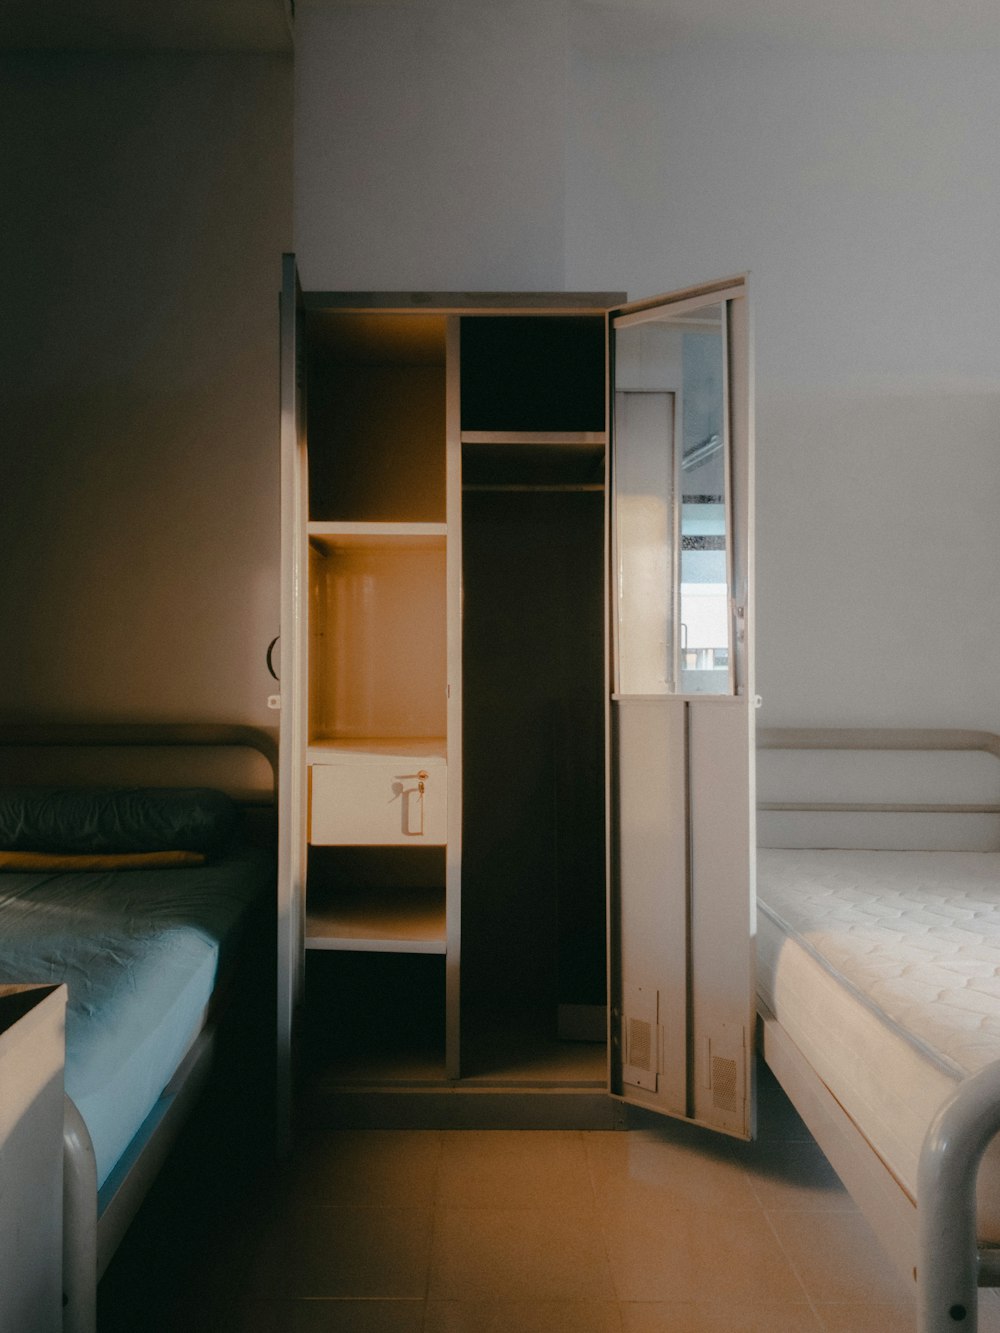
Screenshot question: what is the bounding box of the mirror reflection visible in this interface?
[613,302,731,696]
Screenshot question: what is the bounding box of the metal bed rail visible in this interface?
[920,1060,1000,1332]
[758,727,1000,816]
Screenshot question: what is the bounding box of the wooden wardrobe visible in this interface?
[277,260,754,1138]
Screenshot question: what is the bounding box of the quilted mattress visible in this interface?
[757,847,1000,1230]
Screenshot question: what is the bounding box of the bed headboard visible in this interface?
[757,727,1000,852]
[0,723,278,839]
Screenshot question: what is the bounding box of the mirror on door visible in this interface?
[612,301,732,696]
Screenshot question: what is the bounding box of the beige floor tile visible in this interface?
[586,1125,761,1212]
[224,1299,427,1331]
[729,1139,855,1212]
[436,1130,594,1209]
[287,1130,443,1206]
[768,1210,916,1306]
[428,1207,615,1301]
[814,1303,915,1332]
[423,1299,623,1332]
[135,1287,251,1333]
[834,1293,1000,1333]
[601,1203,808,1303]
[620,1301,824,1331]
[247,1205,434,1299]
[109,1122,949,1333]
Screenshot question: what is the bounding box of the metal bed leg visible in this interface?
[62,1096,98,1333]
[918,1060,1000,1332]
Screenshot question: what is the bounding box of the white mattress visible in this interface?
[757,847,1000,1230]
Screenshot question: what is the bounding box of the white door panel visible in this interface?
[613,697,688,1116]
[688,698,753,1133]
[610,279,754,1138]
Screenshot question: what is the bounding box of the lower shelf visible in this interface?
[306,885,446,953]
[460,1014,606,1085]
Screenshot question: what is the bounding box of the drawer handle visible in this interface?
[397,770,430,836]
[413,770,429,834]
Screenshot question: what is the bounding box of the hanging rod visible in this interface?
[462,483,604,493]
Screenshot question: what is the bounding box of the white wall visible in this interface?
[0,52,292,726]
[296,1,1000,730]
[295,0,568,291]
[565,22,1000,728]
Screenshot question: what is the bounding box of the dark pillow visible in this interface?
[0,787,239,856]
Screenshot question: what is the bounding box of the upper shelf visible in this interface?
[308,522,447,551]
[305,885,447,955]
[460,431,606,447]
[305,292,623,314]
[307,738,447,765]
[461,435,606,490]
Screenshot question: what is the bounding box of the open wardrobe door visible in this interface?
[608,277,755,1138]
[277,253,309,1150]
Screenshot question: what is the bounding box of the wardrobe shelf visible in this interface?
[306,886,446,954]
[308,521,446,550]
[461,431,606,447]
[307,737,447,765]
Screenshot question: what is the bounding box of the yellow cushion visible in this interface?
[0,849,205,872]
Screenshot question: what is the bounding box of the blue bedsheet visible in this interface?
[0,847,272,1187]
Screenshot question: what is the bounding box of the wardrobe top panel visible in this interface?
[303,291,626,315]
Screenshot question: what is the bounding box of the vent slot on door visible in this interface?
[711,1054,738,1114]
[628,1017,653,1071]
[622,986,660,1092]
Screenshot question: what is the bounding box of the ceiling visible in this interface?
[0,0,293,52]
[3,0,999,54]
[310,0,1000,51]
[592,0,1000,50]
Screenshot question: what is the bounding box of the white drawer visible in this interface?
[310,758,447,846]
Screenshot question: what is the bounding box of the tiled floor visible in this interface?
[99,1064,1000,1332]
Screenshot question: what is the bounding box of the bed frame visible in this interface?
[758,727,1000,1333]
[0,723,277,1333]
